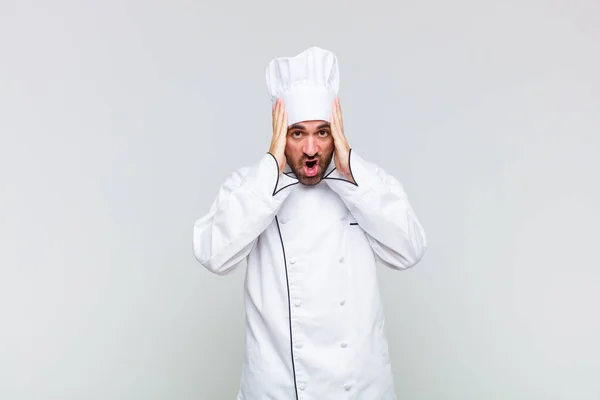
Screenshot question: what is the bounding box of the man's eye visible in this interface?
[319,130,329,136]
[292,131,302,137]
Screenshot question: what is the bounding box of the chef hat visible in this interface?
[266,46,340,126]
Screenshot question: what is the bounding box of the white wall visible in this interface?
[1,1,599,399]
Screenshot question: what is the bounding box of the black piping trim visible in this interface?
[348,148,358,186]
[350,222,358,225]
[275,216,299,400]
[266,152,281,196]
[269,148,359,191]
[275,182,300,195]
[267,152,300,196]
[324,176,354,183]
[322,148,359,186]
[322,167,337,179]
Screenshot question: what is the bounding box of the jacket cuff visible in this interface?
[241,153,299,205]
[324,150,381,207]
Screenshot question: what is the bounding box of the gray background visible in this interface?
[1,1,599,399]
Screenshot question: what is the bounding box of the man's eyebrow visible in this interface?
[288,123,306,130]
[287,122,331,131]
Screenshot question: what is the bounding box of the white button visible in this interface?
[294,298,302,307]
[339,257,344,263]
[298,382,306,391]
[340,300,346,306]
[339,215,345,221]
[296,342,303,348]
[289,258,296,264]
[341,342,348,348]
[280,217,288,224]
[344,384,352,391]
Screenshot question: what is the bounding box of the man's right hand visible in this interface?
[269,98,288,175]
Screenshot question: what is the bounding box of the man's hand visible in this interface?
[269,98,288,175]
[331,97,354,183]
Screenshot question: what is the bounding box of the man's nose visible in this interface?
[303,136,318,156]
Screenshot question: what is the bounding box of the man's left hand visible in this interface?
[330,97,354,183]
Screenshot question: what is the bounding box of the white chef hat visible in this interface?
[266,46,340,126]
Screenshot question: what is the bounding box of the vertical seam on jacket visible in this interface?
[275,216,299,400]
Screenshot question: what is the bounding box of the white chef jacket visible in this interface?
[193,149,427,400]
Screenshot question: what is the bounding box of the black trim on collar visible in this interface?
[275,181,300,195]
[270,148,358,190]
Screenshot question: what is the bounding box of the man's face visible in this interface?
[285,120,334,186]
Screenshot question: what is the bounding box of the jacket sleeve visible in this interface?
[193,153,295,275]
[324,149,427,270]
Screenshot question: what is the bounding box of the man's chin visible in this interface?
[298,169,327,185]
[290,163,327,185]
[298,175,322,186]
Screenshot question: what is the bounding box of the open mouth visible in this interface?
[304,159,319,177]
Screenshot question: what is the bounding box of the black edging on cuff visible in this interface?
[267,152,300,196]
[323,148,359,186]
[348,148,358,186]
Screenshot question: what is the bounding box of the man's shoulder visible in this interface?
[223,153,277,183]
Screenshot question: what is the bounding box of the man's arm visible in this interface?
[325,150,427,269]
[325,98,426,269]
[193,153,293,275]
[193,98,292,275]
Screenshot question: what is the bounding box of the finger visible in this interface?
[331,102,340,132]
[334,98,341,124]
[274,98,280,113]
[273,99,282,134]
[333,99,344,136]
[272,99,278,129]
[332,98,339,120]
[330,113,339,141]
[280,110,289,139]
[336,97,344,130]
[275,98,282,119]
[277,100,286,136]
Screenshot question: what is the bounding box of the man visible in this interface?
[193,46,427,400]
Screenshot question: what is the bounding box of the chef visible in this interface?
[193,46,427,400]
